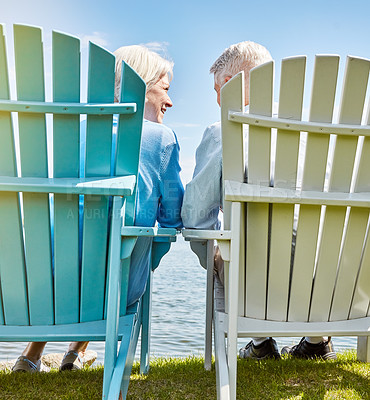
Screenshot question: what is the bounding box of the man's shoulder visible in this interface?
[197,121,221,151]
[204,121,221,139]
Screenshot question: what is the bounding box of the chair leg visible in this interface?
[227,335,237,400]
[227,202,242,400]
[119,313,142,400]
[140,271,153,374]
[214,311,230,400]
[357,336,370,362]
[205,240,214,371]
[103,260,126,399]
[106,309,141,399]
[103,197,124,399]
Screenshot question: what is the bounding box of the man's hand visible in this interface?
[214,245,224,285]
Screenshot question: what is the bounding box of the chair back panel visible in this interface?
[52,31,81,324]
[223,55,370,324]
[0,24,145,327]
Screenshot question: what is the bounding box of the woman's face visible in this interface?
[144,74,173,123]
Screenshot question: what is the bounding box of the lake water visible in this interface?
[0,237,357,364]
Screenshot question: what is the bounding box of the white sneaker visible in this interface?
[12,356,50,373]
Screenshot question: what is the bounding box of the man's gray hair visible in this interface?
[210,41,272,86]
[114,45,174,102]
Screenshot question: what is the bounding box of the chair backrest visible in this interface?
[0,24,145,327]
[221,55,370,323]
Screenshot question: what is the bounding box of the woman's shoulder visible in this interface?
[143,120,177,147]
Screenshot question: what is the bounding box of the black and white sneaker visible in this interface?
[239,338,281,360]
[281,337,337,360]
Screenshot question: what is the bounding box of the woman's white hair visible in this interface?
[210,41,272,86]
[114,45,174,102]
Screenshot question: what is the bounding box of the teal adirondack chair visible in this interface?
[0,24,176,399]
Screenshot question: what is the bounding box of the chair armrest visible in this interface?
[224,180,370,207]
[121,226,177,238]
[0,175,136,196]
[182,229,232,262]
[0,99,136,115]
[182,229,231,241]
[120,227,178,268]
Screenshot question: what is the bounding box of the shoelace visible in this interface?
[26,358,39,370]
[14,356,39,371]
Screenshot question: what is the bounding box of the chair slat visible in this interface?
[115,62,146,225]
[80,42,114,322]
[0,25,29,325]
[246,62,273,318]
[52,31,81,324]
[350,135,370,318]
[330,56,370,321]
[14,24,53,325]
[290,56,339,322]
[268,57,305,321]
[114,62,146,315]
[220,72,245,316]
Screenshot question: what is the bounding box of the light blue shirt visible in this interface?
[126,120,184,305]
[79,118,183,306]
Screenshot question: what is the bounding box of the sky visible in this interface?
[2,0,370,183]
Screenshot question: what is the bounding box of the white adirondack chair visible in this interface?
[183,55,370,399]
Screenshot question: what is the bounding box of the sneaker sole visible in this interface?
[283,351,337,361]
[319,352,337,361]
[60,363,80,371]
[239,352,281,360]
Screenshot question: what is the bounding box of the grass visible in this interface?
[0,351,368,399]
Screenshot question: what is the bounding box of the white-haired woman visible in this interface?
[13,46,184,372]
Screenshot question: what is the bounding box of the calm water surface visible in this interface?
[0,237,357,364]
